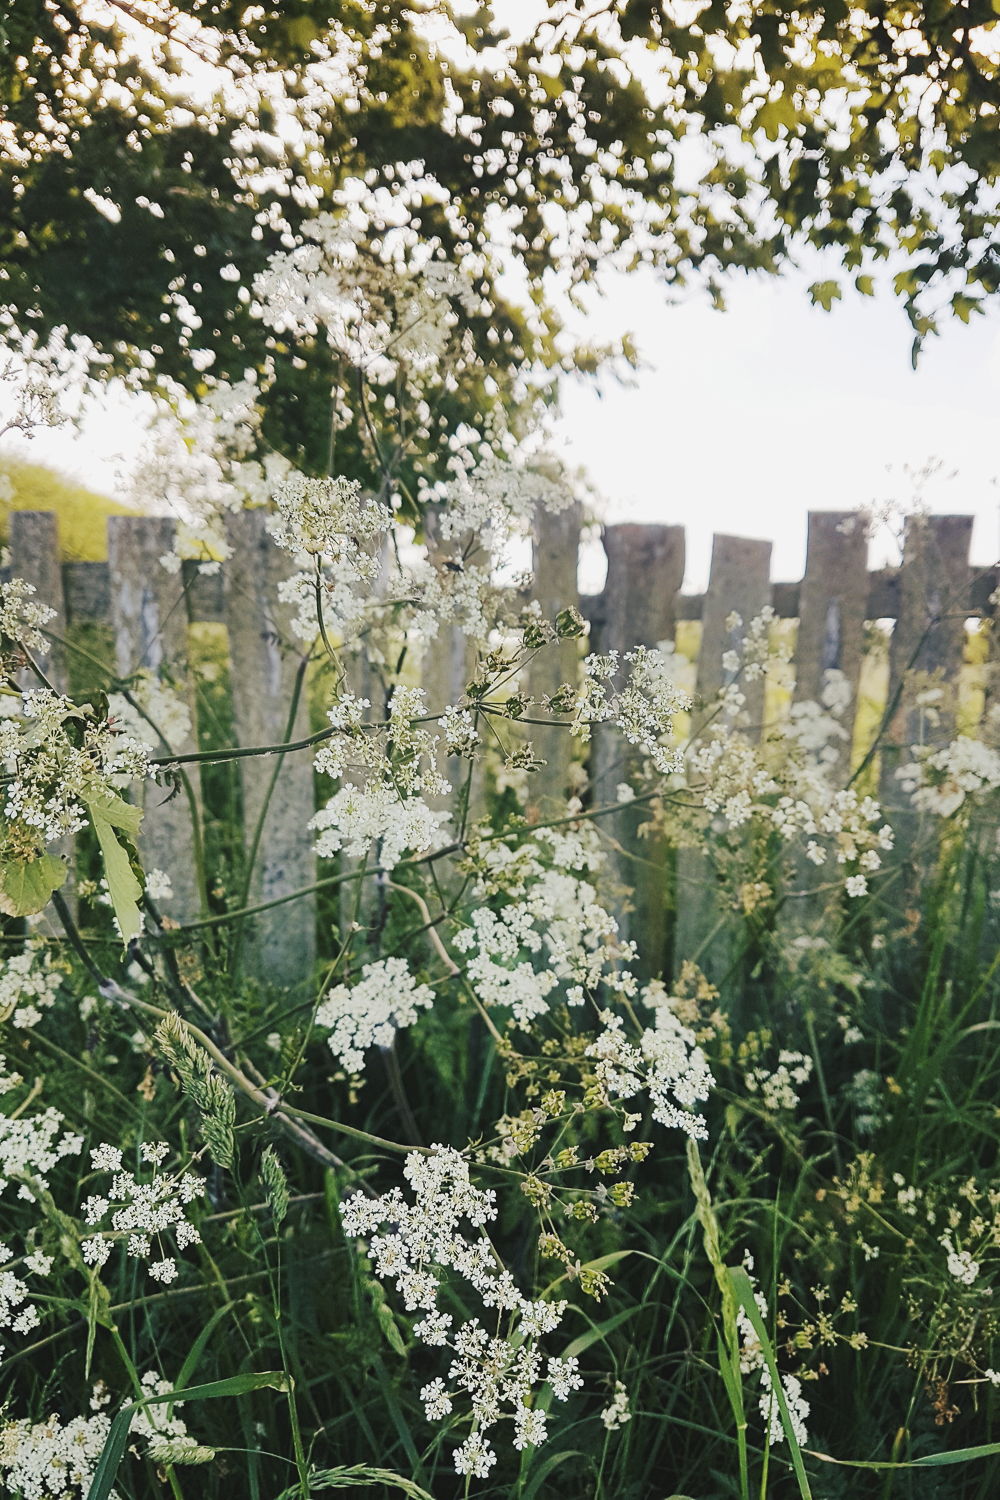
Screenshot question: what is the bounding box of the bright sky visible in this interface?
[555,257,1000,595]
[8,255,999,600]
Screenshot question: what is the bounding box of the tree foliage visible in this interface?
[2,0,999,457]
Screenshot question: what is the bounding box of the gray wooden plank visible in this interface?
[794,510,870,759]
[526,501,582,819]
[590,523,685,980]
[62,562,110,623]
[679,534,771,987]
[107,516,204,924]
[223,510,316,986]
[9,512,73,925]
[10,512,67,692]
[695,534,773,736]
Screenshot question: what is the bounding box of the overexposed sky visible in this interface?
[8,254,1000,599]
[554,258,1000,594]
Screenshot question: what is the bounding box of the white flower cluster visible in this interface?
[269,473,390,564]
[0,1409,112,1498]
[454,826,639,1028]
[0,1241,51,1339]
[80,1143,202,1284]
[941,1232,980,1286]
[315,957,435,1073]
[309,782,450,872]
[0,1108,82,1198]
[108,670,192,753]
[587,1006,713,1139]
[759,1366,810,1448]
[744,1051,813,1113]
[898,735,1000,818]
[128,371,285,576]
[0,943,63,1031]
[254,216,477,372]
[687,711,893,896]
[736,1254,810,1448]
[311,687,451,870]
[341,1145,580,1478]
[129,1371,211,1466]
[600,1380,632,1431]
[0,577,56,656]
[570,648,690,774]
[0,691,149,858]
[0,1373,207,1497]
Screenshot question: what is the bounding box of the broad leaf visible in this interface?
[0,852,67,918]
[85,792,144,944]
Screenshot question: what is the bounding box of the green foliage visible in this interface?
[84,792,144,944]
[0,849,67,916]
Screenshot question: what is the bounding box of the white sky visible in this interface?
[554,258,1000,595]
[8,253,999,599]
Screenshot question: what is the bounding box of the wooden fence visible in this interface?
[5,507,993,987]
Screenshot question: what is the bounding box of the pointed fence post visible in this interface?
[526,501,582,820]
[794,510,870,766]
[107,517,204,924]
[591,524,685,980]
[223,511,316,987]
[677,535,772,986]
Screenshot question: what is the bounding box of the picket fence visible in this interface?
[5,506,993,987]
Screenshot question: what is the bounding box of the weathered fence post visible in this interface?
[591,524,685,980]
[883,513,975,785]
[223,510,316,986]
[794,510,870,763]
[876,514,974,902]
[676,535,772,984]
[696,534,773,738]
[10,511,68,693]
[527,501,582,819]
[107,517,204,924]
[10,512,73,925]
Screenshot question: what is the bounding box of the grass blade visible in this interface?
[86,1371,289,1500]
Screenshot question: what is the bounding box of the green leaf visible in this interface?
[170,1301,238,1416]
[854,275,874,296]
[951,293,982,324]
[562,1306,640,1359]
[806,1439,1000,1470]
[86,1372,289,1500]
[275,1467,435,1498]
[0,852,67,917]
[808,280,842,311]
[729,1267,813,1500]
[521,1451,591,1500]
[85,792,143,944]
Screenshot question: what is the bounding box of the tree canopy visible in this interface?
[1,0,998,478]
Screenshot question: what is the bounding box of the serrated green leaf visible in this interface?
[0,852,67,917]
[85,793,143,944]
